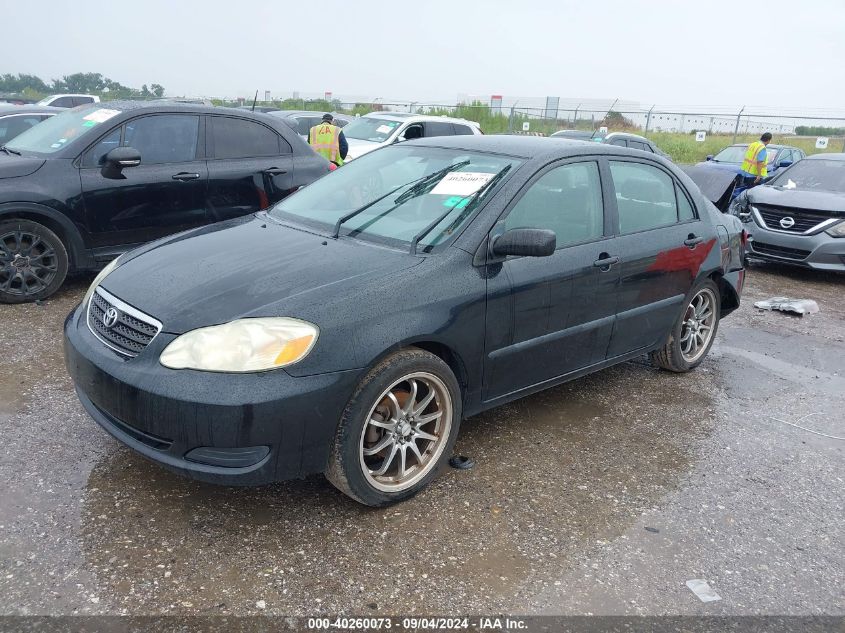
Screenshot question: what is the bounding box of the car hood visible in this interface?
[694,160,742,173]
[0,155,46,179]
[746,185,845,215]
[345,138,383,159]
[100,214,421,333]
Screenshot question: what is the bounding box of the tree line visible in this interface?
[0,72,164,99]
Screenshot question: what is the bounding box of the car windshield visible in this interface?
[270,146,522,251]
[769,159,845,192]
[5,104,121,155]
[712,146,748,163]
[342,117,402,142]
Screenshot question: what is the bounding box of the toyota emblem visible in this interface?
[779,216,796,229]
[102,307,119,328]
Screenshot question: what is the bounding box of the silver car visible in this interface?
[732,153,845,271]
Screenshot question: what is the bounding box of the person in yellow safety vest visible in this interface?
[308,113,348,167]
[740,132,773,187]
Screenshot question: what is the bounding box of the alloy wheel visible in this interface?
[0,229,59,297]
[359,372,453,493]
[680,287,717,363]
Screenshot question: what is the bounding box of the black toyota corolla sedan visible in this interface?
[64,136,745,506]
[0,101,329,303]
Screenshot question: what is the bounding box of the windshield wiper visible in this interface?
[331,160,471,239]
[0,146,21,156]
[410,164,512,254]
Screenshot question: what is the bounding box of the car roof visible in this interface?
[729,143,795,150]
[363,112,480,127]
[267,110,348,118]
[805,153,845,161]
[41,93,97,98]
[0,104,62,115]
[605,132,649,142]
[406,134,653,160]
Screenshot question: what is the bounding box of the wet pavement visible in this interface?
[0,263,842,616]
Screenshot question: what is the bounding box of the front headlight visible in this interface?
[825,220,845,238]
[159,317,319,372]
[82,256,122,309]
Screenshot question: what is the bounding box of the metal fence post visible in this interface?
[644,105,655,134]
[573,104,581,128]
[732,106,745,143]
[508,106,515,133]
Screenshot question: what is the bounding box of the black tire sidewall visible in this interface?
[0,219,69,304]
[327,349,462,507]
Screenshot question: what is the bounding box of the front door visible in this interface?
[482,159,620,403]
[206,115,296,223]
[604,158,716,359]
[79,113,208,253]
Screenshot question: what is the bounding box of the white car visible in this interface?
[342,112,482,160]
[36,94,100,108]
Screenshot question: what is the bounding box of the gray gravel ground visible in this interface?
[0,262,842,617]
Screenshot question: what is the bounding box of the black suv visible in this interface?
[0,102,329,303]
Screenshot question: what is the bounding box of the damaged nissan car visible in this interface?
[731,153,845,270]
[64,136,745,506]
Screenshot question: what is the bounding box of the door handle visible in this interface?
[172,172,200,181]
[593,254,619,269]
[263,167,288,176]
[684,234,704,248]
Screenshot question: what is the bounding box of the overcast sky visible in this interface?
[3,0,844,111]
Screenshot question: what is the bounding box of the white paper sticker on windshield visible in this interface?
[376,124,393,134]
[83,108,121,123]
[430,172,494,196]
[783,179,797,189]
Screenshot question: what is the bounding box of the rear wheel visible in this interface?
[0,219,68,304]
[650,280,720,373]
[326,349,461,506]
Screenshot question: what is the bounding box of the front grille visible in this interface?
[87,287,162,357]
[755,205,835,234]
[751,241,811,261]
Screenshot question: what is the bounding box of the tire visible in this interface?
[650,280,721,373]
[0,219,69,304]
[326,349,462,507]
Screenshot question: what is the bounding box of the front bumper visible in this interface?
[744,219,845,271]
[64,303,362,485]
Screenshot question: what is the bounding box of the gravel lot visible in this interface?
[0,261,842,617]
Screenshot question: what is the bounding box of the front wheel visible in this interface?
[0,219,69,304]
[326,349,462,506]
[650,280,721,373]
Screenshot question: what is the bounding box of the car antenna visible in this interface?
[251,90,258,112]
[591,97,618,140]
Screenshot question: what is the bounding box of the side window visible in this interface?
[610,161,679,233]
[399,123,423,141]
[629,140,650,152]
[84,127,122,166]
[677,185,696,221]
[122,115,199,164]
[609,138,627,147]
[72,97,94,107]
[52,97,74,108]
[212,117,282,159]
[503,161,604,248]
[453,124,474,135]
[423,122,455,137]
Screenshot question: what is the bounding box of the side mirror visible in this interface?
[491,228,556,258]
[705,155,714,161]
[101,147,141,178]
[777,160,793,169]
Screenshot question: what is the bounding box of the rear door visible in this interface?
[604,158,716,358]
[483,158,620,402]
[79,113,209,253]
[206,115,296,223]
